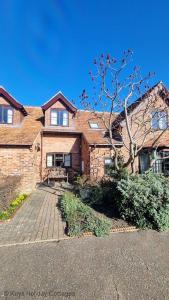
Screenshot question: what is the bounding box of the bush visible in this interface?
[117,171,169,231]
[88,217,112,237]
[0,193,27,221]
[107,154,128,181]
[59,192,112,237]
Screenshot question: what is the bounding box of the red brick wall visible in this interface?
[0,131,41,193]
[81,136,90,176]
[42,133,81,180]
[89,146,114,179]
[120,91,168,172]
[0,146,37,192]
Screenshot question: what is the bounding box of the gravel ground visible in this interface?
[93,207,131,229]
[0,230,169,300]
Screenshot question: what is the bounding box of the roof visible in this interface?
[75,110,121,145]
[112,81,168,128]
[0,106,120,146]
[2,82,168,147]
[42,110,121,145]
[41,91,77,113]
[143,131,169,149]
[0,87,27,115]
[0,107,43,146]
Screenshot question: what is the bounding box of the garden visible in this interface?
[59,165,169,237]
[0,175,27,221]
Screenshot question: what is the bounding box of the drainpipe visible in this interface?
[40,131,43,182]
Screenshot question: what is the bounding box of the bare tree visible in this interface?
[81,50,169,174]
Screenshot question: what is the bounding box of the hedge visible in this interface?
[59,191,112,237]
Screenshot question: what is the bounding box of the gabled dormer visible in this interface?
[41,91,77,128]
[0,87,27,125]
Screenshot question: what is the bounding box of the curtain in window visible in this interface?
[104,158,112,175]
[46,153,71,168]
[51,110,57,125]
[47,154,53,167]
[0,106,13,124]
[151,111,168,130]
[63,111,68,126]
[158,111,168,129]
[51,110,68,126]
[7,108,13,123]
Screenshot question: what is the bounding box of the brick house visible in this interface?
[0,81,169,192]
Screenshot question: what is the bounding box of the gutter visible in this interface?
[89,143,123,147]
[0,144,32,147]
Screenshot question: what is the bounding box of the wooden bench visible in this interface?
[46,168,68,185]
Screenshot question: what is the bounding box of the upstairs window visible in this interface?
[46,153,71,168]
[51,109,68,126]
[0,106,13,124]
[89,121,99,129]
[151,110,168,130]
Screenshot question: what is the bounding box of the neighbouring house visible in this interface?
[0,81,169,192]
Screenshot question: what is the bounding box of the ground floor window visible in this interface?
[139,149,169,175]
[139,151,150,173]
[46,153,71,168]
[104,158,113,175]
[152,150,169,175]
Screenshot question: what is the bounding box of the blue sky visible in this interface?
[0,0,169,108]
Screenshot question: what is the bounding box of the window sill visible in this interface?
[151,128,168,131]
[50,124,69,127]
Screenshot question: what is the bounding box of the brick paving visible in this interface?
[0,185,66,245]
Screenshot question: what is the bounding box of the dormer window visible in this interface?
[51,109,68,126]
[0,105,13,124]
[89,121,99,129]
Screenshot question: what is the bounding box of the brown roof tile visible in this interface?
[76,110,120,145]
[143,131,169,148]
[0,107,43,146]
[0,107,120,146]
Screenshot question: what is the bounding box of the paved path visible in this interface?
[0,185,66,245]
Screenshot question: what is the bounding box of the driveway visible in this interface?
[0,185,66,246]
[0,230,169,299]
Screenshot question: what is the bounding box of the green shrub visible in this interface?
[59,192,112,237]
[10,199,20,208]
[87,217,112,237]
[0,193,27,221]
[117,171,169,231]
[0,210,10,220]
[108,154,128,181]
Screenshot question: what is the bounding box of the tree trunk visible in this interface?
[131,160,135,174]
[109,128,119,170]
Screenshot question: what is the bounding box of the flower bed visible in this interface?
[0,194,27,221]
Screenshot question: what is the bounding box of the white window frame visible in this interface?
[89,121,99,129]
[50,109,69,126]
[151,110,168,130]
[46,153,71,168]
[104,157,112,175]
[51,110,57,125]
